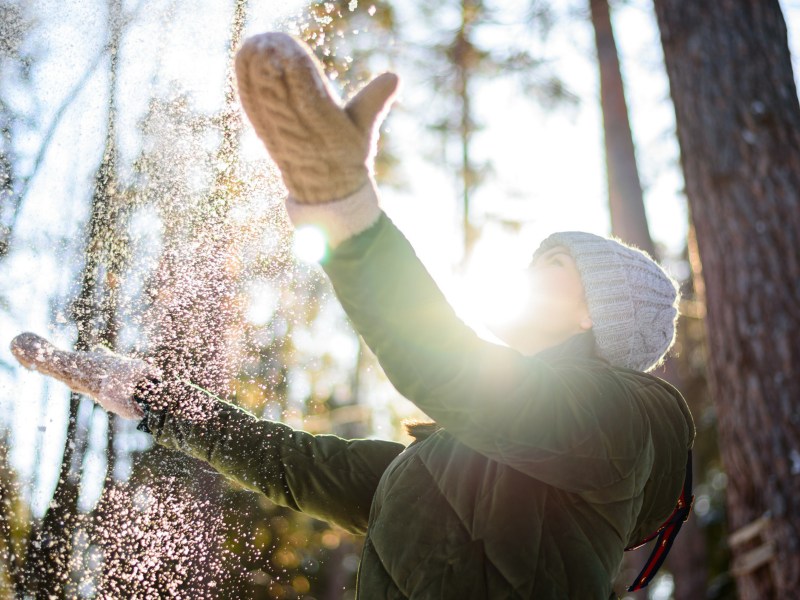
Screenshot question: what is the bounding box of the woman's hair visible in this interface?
[403,419,442,442]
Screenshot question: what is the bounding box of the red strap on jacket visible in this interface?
[624,449,694,592]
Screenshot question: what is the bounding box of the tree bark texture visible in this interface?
[653,1,800,597]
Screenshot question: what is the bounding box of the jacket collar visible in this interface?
[533,328,601,363]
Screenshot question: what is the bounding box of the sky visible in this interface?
[3,0,800,516]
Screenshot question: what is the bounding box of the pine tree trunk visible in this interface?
[653,1,800,596]
[589,0,654,258]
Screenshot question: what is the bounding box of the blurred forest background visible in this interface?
[1,0,799,598]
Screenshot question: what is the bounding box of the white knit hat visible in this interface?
[530,231,681,372]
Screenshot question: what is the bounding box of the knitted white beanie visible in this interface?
[531,231,681,373]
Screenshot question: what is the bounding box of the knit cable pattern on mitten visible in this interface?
[235,31,400,204]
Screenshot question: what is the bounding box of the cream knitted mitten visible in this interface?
[9,332,161,420]
[234,32,400,205]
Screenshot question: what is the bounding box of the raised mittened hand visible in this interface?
[9,332,161,420]
[234,31,400,204]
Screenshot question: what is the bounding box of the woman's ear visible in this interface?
[579,316,593,330]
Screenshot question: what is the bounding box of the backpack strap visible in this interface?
[624,448,694,592]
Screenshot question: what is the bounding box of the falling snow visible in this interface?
[0,0,390,596]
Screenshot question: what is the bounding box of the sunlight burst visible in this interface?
[293,225,328,263]
[449,241,539,335]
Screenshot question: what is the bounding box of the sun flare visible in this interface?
[447,239,542,337]
[293,224,328,263]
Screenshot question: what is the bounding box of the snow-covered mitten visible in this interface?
[9,332,161,420]
[234,31,400,206]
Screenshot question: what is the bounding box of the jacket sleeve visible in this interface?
[305,195,649,495]
[136,389,406,535]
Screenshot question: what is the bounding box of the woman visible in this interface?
[10,32,695,599]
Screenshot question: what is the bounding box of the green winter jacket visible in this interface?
[137,211,696,599]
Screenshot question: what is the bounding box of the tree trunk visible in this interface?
[0,432,24,596]
[454,0,481,263]
[653,1,800,597]
[0,98,21,260]
[589,0,655,258]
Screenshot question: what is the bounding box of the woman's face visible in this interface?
[486,244,593,354]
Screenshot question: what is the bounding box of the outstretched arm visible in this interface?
[7,331,404,534]
[286,179,650,495]
[232,31,648,496]
[136,378,406,535]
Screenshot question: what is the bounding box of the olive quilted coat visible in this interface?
[136,211,696,599]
